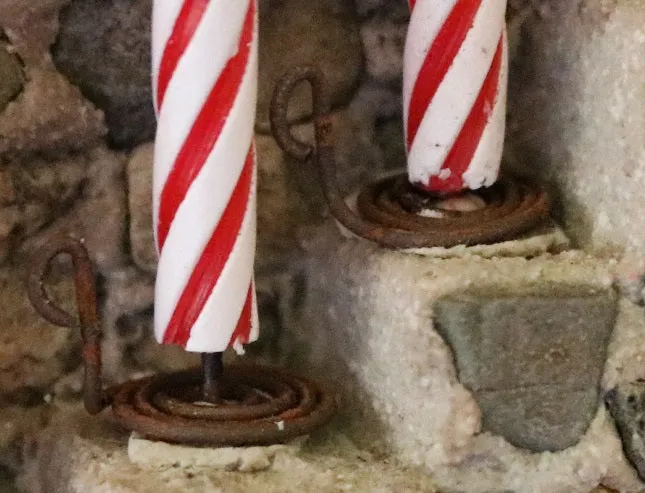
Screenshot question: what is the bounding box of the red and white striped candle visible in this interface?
[151,0,259,353]
[403,0,508,194]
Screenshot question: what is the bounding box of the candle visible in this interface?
[403,0,508,195]
[151,0,259,353]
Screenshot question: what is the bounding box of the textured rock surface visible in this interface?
[127,143,156,274]
[359,7,408,86]
[435,289,617,451]
[0,40,25,113]
[0,268,77,397]
[0,152,86,263]
[20,410,438,493]
[52,0,155,149]
[0,1,70,67]
[0,70,105,156]
[256,0,363,132]
[19,146,128,273]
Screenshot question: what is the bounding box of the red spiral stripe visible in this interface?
[406,0,504,193]
[156,0,256,348]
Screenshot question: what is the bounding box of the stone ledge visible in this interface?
[19,408,438,493]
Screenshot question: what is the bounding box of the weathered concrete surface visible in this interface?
[128,434,306,473]
[19,409,438,493]
[435,289,617,451]
[285,225,645,493]
[506,0,645,260]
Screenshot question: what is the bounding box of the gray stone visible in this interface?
[0,40,24,113]
[127,143,156,274]
[606,380,645,482]
[434,288,617,451]
[477,387,599,452]
[52,0,154,149]
[256,0,363,132]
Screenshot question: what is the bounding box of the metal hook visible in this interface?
[269,65,333,161]
[268,65,434,248]
[26,236,109,414]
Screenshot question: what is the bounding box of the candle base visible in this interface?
[26,237,336,448]
[354,173,550,248]
[270,66,550,250]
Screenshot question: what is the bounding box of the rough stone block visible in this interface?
[53,0,155,149]
[0,70,106,156]
[435,290,616,391]
[476,387,598,451]
[434,289,617,451]
[0,41,24,113]
[127,143,156,274]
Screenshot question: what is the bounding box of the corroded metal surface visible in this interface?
[270,65,550,249]
[27,237,336,447]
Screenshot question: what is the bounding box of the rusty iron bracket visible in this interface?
[270,65,551,249]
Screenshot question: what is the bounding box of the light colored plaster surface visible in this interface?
[288,225,645,492]
[20,409,438,493]
[507,0,645,261]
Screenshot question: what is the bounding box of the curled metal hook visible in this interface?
[269,65,550,249]
[27,236,108,414]
[269,65,333,161]
[269,65,402,246]
[25,236,337,446]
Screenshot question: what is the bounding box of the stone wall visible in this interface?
[0,0,644,491]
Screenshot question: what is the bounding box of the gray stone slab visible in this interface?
[434,287,617,452]
[477,386,598,451]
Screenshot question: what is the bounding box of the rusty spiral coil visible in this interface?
[270,66,550,249]
[27,237,335,446]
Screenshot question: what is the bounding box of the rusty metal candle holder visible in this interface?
[270,66,551,249]
[27,237,335,447]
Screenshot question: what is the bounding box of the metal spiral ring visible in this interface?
[27,236,336,447]
[111,366,336,447]
[355,174,550,248]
